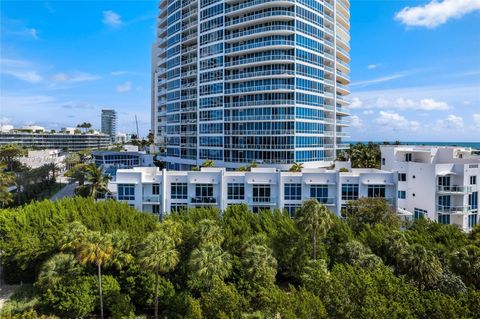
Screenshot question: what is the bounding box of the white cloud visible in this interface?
[375,111,421,132]
[347,97,363,109]
[436,114,464,129]
[363,110,374,115]
[111,71,128,76]
[30,28,39,39]
[367,64,381,69]
[2,70,43,83]
[102,11,122,27]
[117,81,132,93]
[395,0,480,29]
[349,115,363,129]
[50,72,100,83]
[473,114,480,129]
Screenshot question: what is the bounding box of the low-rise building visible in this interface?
[19,149,66,170]
[93,149,154,169]
[111,167,397,218]
[0,127,111,152]
[381,145,479,231]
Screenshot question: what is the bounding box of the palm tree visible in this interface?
[404,244,443,290]
[289,162,304,172]
[296,199,335,260]
[85,164,111,199]
[139,231,180,319]
[45,162,61,182]
[243,244,277,286]
[76,231,114,319]
[0,164,15,207]
[201,159,215,167]
[188,243,232,290]
[194,219,224,246]
[37,253,80,289]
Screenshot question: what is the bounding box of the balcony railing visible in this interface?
[143,195,161,203]
[226,25,294,40]
[225,54,295,67]
[191,196,217,204]
[248,196,277,205]
[225,69,295,81]
[225,99,294,108]
[226,40,295,54]
[225,10,294,27]
[437,205,472,214]
[436,185,472,193]
[226,0,294,14]
[314,197,336,205]
[224,84,294,94]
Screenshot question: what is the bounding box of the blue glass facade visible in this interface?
[154,0,351,169]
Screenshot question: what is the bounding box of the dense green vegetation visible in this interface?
[1,197,479,318]
[336,142,381,169]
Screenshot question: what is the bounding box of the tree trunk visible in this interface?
[313,232,317,260]
[155,267,159,319]
[97,263,104,319]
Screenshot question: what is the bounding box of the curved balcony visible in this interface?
[224,84,295,95]
[225,129,294,135]
[225,25,295,42]
[226,0,294,16]
[225,99,294,108]
[225,40,295,55]
[225,10,295,28]
[225,69,295,82]
[225,54,295,68]
[224,114,295,122]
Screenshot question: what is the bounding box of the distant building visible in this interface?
[0,126,111,152]
[111,166,396,218]
[93,147,154,170]
[19,149,66,170]
[381,145,479,231]
[101,109,117,142]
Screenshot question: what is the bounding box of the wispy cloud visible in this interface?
[50,72,101,83]
[117,81,132,93]
[395,0,480,29]
[2,70,43,83]
[102,10,122,27]
[367,64,381,69]
[350,70,415,88]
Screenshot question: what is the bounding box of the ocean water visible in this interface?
[347,141,480,149]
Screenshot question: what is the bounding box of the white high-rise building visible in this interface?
[152,0,351,170]
[381,145,479,231]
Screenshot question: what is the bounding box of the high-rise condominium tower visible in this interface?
[101,109,117,142]
[153,0,350,170]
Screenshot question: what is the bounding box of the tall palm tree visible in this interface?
[288,162,304,172]
[296,199,335,260]
[188,243,232,290]
[75,231,114,319]
[85,164,111,199]
[243,244,277,286]
[404,244,443,290]
[139,231,180,319]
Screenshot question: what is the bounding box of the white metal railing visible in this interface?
[226,10,294,27]
[248,196,277,204]
[143,195,161,202]
[225,114,295,121]
[437,205,472,214]
[225,69,295,81]
[226,25,294,40]
[226,0,294,13]
[226,40,295,54]
[224,84,294,94]
[437,185,473,193]
[225,130,294,135]
[225,99,294,107]
[225,54,295,67]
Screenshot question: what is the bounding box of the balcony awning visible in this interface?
[188,179,218,184]
[397,208,413,216]
[437,171,456,176]
[246,179,276,184]
[303,180,335,185]
[361,181,395,186]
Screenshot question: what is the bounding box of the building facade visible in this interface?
[153,0,350,170]
[101,109,118,142]
[19,149,66,170]
[112,166,396,218]
[0,130,111,152]
[381,145,479,231]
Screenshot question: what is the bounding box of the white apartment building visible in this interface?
[381,145,479,231]
[111,166,396,218]
[19,149,66,170]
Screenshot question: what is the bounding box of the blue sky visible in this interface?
[1,0,479,141]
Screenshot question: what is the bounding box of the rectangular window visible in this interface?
[284,204,300,218]
[195,184,213,198]
[310,185,329,204]
[367,185,386,198]
[471,176,477,185]
[170,204,187,212]
[152,204,160,215]
[468,214,478,228]
[252,206,271,213]
[438,195,451,210]
[253,184,271,203]
[469,192,478,210]
[414,208,427,220]
[438,214,450,225]
[118,184,135,201]
[284,183,302,200]
[171,183,188,199]
[398,173,407,182]
[152,183,160,195]
[438,176,450,186]
[405,153,412,162]
[398,190,406,199]
[341,184,358,201]
[227,183,244,200]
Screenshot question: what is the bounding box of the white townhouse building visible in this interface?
[111,166,396,218]
[381,145,479,231]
